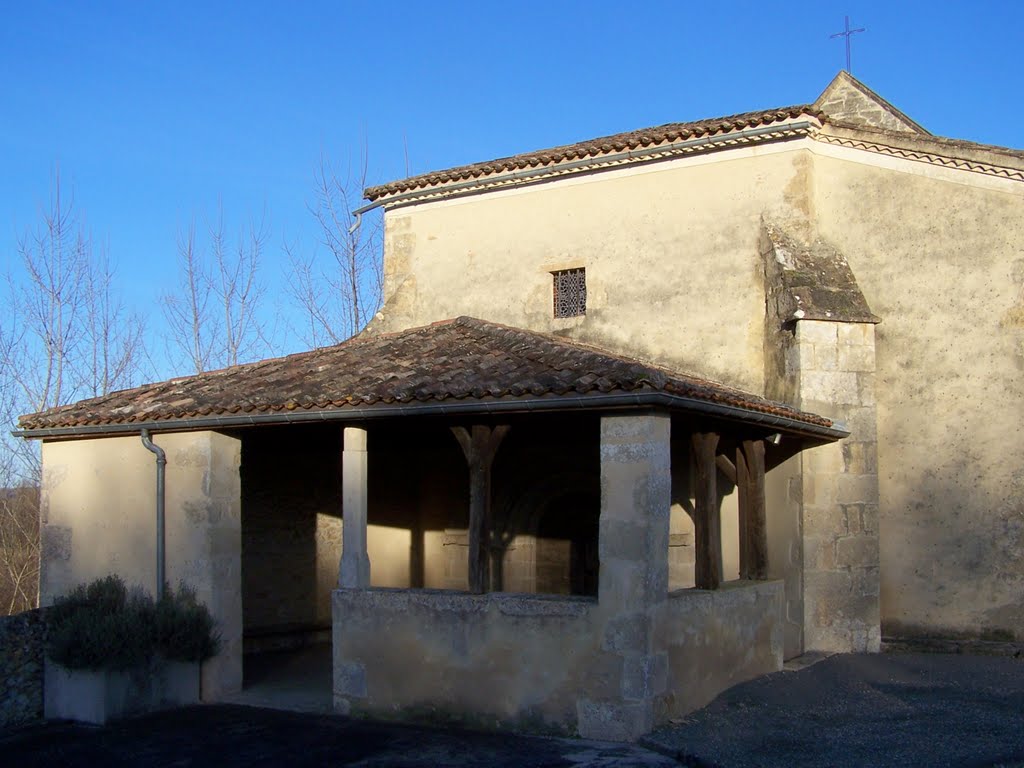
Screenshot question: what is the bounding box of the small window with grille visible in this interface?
[552,268,587,318]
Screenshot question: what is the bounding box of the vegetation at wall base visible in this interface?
[46,575,219,671]
[156,582,221,662]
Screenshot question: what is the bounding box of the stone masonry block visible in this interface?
[599,558,647,612]
[602,613,651,653]
[842,442,877,474]
[856,373,877,406]
[811,344,839,371]
[837,323,874,347]
[805,444,843,474]
[600,520,651,562]
[600,413,671,442]
[800,371,860,405]
[835,536,879,569]
[838,343,875,372]
[842,406,877,440]
[837,473,879,504]
[796,320,838,345]
[334,661,367,698]
[621,652,668,701]
[804,536,836,571]
[860,504,879,533]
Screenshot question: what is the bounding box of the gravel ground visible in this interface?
[643,652,1024,768]
[0,703,676,767]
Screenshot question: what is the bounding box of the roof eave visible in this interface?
[364,115,823,208]
[15,391,847,443]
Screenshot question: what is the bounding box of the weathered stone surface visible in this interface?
[763,225,880,326]
[0,608,45,729]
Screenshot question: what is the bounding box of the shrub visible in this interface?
[47,575,154,671]
[46,575,220,671]
[155,582,221,662]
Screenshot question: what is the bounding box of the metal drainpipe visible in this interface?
[140,429,166,601]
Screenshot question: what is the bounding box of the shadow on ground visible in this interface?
[643,652,1024,768]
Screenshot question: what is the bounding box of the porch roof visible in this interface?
[17,316,846,441]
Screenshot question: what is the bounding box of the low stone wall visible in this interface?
[333,581,785,739]
[660,580,785,718]
[0,608,45,729]
[333,589,602,735]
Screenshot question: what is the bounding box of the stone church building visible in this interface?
[20,73,1024,740]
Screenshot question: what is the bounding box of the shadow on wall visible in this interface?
[880,470,1024,643]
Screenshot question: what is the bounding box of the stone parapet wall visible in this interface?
[333,589,600,735]
[659,581,784,718]
[0,608,45,729]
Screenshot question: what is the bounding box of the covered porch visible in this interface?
[327,404,836,740]
[21,317,845,739]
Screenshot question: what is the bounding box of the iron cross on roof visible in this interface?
[830,15,866,73]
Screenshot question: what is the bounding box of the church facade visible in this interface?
[21,73,1023,739]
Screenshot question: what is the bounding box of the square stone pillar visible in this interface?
[578,412,671,741]
[339,426,370,588]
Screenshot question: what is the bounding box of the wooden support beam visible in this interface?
[735,446,751,578]
[715,454,737,484]
[451,425,509,594]
[740,439,768,580]
[691,431,722,590]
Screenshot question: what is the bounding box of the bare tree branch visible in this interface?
[162,210,271,373]
[288,148,383,347]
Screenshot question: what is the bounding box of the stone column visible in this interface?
[795,320,880,652]
[339,426,371,589]
[577,412,671,741]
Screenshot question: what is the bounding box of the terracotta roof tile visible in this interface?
[365,105,824,201]
[18,317,834,433]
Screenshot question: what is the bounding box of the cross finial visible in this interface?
[830,15,866,73]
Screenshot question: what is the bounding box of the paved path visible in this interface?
[643,652,1024,768]
[1,704,675,767]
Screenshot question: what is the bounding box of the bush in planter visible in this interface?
[155,582,221,662]
[47,576,155,671]
[46,576,220,670]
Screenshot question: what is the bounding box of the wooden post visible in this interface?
[691,432,722,590]
[735,445,750,578]
[451,425,509,594]
[740,439,768,579]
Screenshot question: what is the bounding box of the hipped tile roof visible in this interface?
[18,317,834,433]
[364,105,822,201]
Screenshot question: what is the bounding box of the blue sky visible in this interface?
[1,1,1021,373]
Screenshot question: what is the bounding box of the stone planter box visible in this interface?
[44,657,200,725]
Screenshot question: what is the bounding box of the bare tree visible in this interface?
[0,483,39,615]
[83,245,147,398]
[162,210,269,373]
[287,151,383,347]
[0,172,146,614]
[8,177,88,413]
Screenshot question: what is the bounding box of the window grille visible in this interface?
[552,268,587,318]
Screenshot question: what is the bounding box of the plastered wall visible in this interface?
[374,145,817,395]
[814,153,1024,642]
[40,431,242,698]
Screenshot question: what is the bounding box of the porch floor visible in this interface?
[225,643,333,714]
